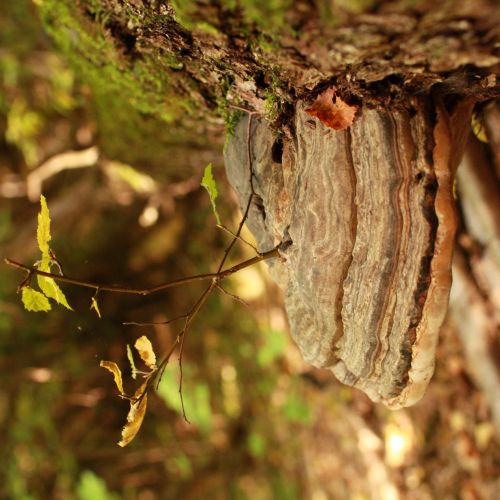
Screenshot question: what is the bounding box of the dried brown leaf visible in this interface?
[118,383,148,447]
[134,335,157,369]
[100,360,125,395]
[305,87,357,130]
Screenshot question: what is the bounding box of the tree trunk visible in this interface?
[40,0,500,419]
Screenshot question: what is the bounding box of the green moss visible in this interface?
[170,0,223,35]
[37,0,205,125]
[255,33,280,53]
[32,0,209,169]
[38,1,189,123]
[169,0,198,28]
[172,0,292,33]
[236,0,293,30]
[263,72,287,122]
[212,74,241,142]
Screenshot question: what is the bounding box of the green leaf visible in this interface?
[21,287,51,312]
[35,252,73,310]
[33,195,73,310]
[90,296,101,318]
[37,195,51,259]
[37,275,73,310]
[201,163,221,225]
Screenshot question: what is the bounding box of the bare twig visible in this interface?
[123,314,189,327]
[216,223,259,253]
[17,270,33,293]
[216,113,256,273]
[7,105,272,427]
[216,283,249,307]
[5,248,278,295]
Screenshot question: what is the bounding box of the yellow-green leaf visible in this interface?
[118,383,148,447]
[37,275,73,310]
[126,344,138,380]
[21,286,51,312]
[201,163,221,225]
[134,336,157,369]
[90,296,101,318]
[37,195,51,258]
[35,255,73,310]
[100,360,124,395]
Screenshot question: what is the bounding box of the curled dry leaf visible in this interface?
[100,360,125,396]
[305,87,358,130]
[134,335,157,369]
[118,383,148,447]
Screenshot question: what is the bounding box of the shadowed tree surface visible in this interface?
[1,0,500,498]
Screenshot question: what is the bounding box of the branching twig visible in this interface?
[122,314,189,327]
[17,270,33,293]
[6,106,273,426]
[216,283,249,307]
[5,248,278,295]
[216,223,259,253]
[216,113,256,273]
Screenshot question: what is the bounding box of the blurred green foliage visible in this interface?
[2,2,499,499]
[76,471,118,500]
[158,365,213,435]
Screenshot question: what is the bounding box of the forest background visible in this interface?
[1,1,499,499]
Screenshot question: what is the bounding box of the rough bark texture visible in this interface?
[40,0,500,135]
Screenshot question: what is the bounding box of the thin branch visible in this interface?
[122,314,189,327]
[180,282,215,419]
[216,223,259,253]
[17,270,33,293]
[5,248,279,296]
[220,247,279,276]
[178,316,190,423]
[216,283,249,307]
[216,113,256,273]
[228,104,259,115]
[7,103,275,431]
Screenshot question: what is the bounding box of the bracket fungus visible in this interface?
[225,94,473,408]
